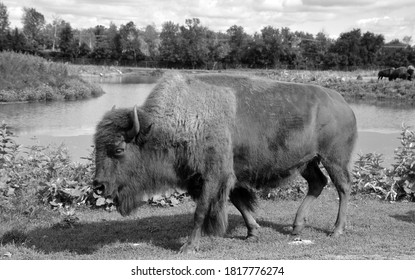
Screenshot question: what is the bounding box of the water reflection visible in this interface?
[0,82,157,137]
[350,100,415,133]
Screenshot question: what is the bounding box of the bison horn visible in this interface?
[126,105,140,141]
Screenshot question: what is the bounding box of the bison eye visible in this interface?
[114,148,125,155]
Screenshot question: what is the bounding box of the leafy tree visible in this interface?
[42,17,67,51]
[179,18,209,68]
[159,21,181,66]
[244,32,268,68]
[226,25,250,66]
[78,42,91,57]
[91,25,111,59]
[280,27,301,67]
[119,21,147,64]
[0,2,9,35]
[206,30,230,69]
[59,23,76,58]
[107,22,122,60]
[329,29,363,68]
[261,26,282,67]
[77,28,95,52]
[22,7,46,50]
[360,31,384,66]
[143,24,160,60]
[8,28,27,52]
[0,2,10,51]
[295,31,318,68]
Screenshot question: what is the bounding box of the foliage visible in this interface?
[21,7,45,50]
[0,122,101,218]
[58,22,77,58]
[0,2,9,36]
[352,153,393,198]
[250,69,415,102]
[2,1,415,69]
[0,51,104,102]
[352,125,415,201]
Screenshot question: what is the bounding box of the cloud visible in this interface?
[302,0,375,7]
[357,16,415,42]
[2,0,414,42]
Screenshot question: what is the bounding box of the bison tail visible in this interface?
[229,184,257,212]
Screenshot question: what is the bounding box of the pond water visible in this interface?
[1,75,414,167]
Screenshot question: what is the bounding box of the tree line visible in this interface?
[1,3,414,70]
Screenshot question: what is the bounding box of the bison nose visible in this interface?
[93,179,106,194]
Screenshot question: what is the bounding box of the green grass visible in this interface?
[1,188,414,260]
[222,69,415,102]
[0,51,104,102]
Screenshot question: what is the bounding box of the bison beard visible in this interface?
[93,72,357,254]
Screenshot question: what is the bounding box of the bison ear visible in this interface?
[141,123,153,136]
[135,123,153,146]
[125,105,140,142]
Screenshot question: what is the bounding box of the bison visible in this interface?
[389,66,413,81]
[377,67,394,80]
[93,72,357,253]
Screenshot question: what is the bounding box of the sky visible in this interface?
[3,0,415,42]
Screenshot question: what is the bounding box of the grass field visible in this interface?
[1,187,414,260]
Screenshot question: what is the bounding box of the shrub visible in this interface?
[352,125,415,201]
[0,51,104,102]
[0,122,99,217]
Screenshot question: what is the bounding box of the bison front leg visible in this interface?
[179,200,208,254]
[179,175,229,254]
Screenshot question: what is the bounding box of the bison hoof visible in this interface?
[179,243,198,254]
[245,234,259,242]
[292,225,305,235]
[330,229,344,238]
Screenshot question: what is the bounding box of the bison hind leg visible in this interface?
[321,159,351,237]
[292,158,328,235]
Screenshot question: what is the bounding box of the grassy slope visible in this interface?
[0,51,104,102]
[1,188,414,260]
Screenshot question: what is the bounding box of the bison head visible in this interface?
[93,106,177,216]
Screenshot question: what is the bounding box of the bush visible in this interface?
[0,122,101,217]
[0,51,104,102]
[352,125,415,201]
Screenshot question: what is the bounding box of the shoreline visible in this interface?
[2,66,414,103]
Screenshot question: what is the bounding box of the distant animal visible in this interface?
[389,66,413,81]
[93,73,357,254]
[377,68,395,80]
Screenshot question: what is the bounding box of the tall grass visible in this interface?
[0,51,104,102]
[248,69,415,101]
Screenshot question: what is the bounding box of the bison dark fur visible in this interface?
[93,73,357,253]
[377,67,394,80]
[389,66,413,81]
